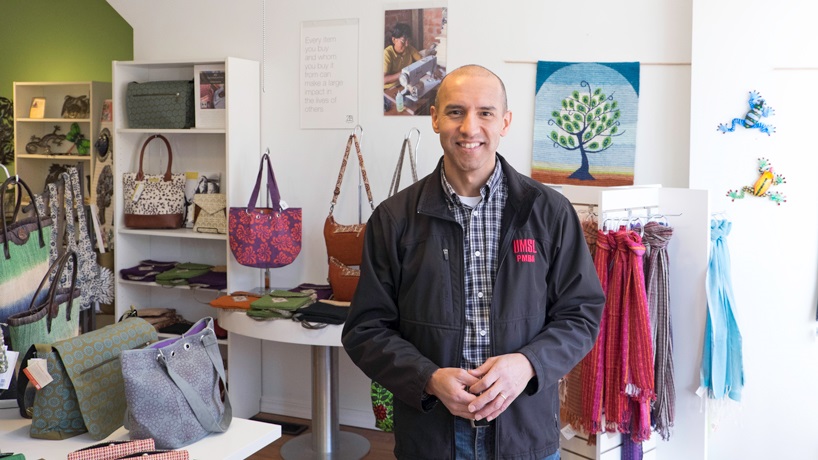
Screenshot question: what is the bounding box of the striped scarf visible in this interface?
[560,219,601,435]
[643,222,675,440]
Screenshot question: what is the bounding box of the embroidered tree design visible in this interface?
[548,81,623,180]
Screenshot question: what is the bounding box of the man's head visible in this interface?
[390,23,412,54]
[431,65,512,194]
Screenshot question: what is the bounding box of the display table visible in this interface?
[218,310,370,460]
[0,407,280,460]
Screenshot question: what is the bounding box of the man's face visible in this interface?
[431,72,512,184]
[392,36,408,54]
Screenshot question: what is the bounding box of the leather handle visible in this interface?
[26,250,79,334]
[0,175,45,260]
[136,134,173,182]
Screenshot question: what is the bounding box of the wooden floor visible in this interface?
[247,413,396,459]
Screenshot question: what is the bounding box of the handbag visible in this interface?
[327,256,360,302]
[126,80,194,129]
[323,133,374,267]
[193,192,227,234]
[7,251,81,357]
[67,439,156,460]
[16,317,158,440]
[0,176,53,326]
[371,130,420,431]
[121,317,232,449]
[122,134,186,229]
[228,151,302,268]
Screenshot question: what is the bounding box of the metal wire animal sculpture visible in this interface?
[718,91,775,136]
[726,157,786,205]
[26,125,66,154]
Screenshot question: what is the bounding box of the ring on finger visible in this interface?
[499,392,508,400]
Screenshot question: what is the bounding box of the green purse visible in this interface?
[17,317,158,440]
[247,290,312,320]
[154,262,212,286]
[126,80,194,129]
[8,251,81,356]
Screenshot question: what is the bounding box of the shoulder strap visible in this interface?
[329,134,374,215]
[136,134,173,182]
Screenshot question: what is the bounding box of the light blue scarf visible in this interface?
[700,218,744,401]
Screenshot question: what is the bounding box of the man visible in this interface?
[343,65,604,460]
[383,23,422,89]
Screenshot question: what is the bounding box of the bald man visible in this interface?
[343,65,604,460]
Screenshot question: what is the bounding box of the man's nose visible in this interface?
[460,111,479,135]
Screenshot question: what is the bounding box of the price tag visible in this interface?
[560,423,577,440]
[22,358,53,390]
[132,182,146,203]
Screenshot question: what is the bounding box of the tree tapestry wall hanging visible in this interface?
[532,62,640,186]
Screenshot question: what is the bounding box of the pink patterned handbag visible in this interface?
[228,151,302,268]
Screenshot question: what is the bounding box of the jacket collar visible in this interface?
[417,153,542,221]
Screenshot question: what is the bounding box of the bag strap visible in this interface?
[136,134,173,182]
[329,133,374,215]
[26,250,79,334]
[157,323,232,433]
[246,149,283,213]
[388,137,419,198]
[16,343,54,418]
[0,175,46,260]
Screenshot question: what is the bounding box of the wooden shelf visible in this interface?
[117,226,227,240]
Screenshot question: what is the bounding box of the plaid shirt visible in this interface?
[441,158,507,370]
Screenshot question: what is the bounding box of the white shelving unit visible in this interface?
[13,81,111,199]
[111,58,260,331]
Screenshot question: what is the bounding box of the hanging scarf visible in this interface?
[576,229,613,435]
[643,221,675,440]
[617,230,655,442]
[700,219,744,401]
[602,229,631,433]
[560,217,600,434]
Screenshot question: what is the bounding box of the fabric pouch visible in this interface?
[154,263,212,286]
[193,193,227,234]
[209,292,260,310]
[187,270,227,291]
[68,438,156,460]
[120,260,178,282]
[292,301,349,325]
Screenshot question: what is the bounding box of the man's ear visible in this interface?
[500,110,512,137]
[430,105,440,133]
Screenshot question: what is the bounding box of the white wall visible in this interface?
[107,0,818,458]
[690,0,818,459]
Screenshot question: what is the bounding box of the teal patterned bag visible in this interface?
[126,80,194,129]
[17,317,158,440]
[7,251,81,358]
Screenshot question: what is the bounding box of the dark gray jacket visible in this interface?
[342,154,604,460]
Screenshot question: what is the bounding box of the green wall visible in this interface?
[0,0,133,99]
[0,0,132,170]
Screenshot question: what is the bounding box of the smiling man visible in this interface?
[343,65,604,460]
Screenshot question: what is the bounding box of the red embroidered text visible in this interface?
[513,238,536,263]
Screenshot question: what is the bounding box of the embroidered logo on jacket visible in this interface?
[513,238,536,263]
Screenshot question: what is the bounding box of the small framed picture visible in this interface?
[193,64,226,129]
[100,99,113,122]
[29,97,46,119]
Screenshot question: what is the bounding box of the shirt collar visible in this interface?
[440,156,503,207]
